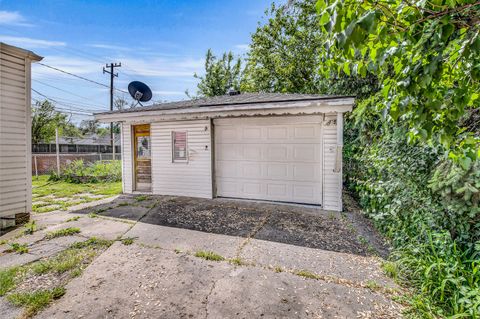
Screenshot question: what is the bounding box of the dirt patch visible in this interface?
[133,196,375,256]
[141,197,270,238]
[255,209,369,255]
[342,191,391,258]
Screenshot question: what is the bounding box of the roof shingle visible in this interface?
[97,92,352,115]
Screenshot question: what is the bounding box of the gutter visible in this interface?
[95,97,355,123]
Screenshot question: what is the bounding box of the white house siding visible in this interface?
[121,123,133,193]
[322,114,342,211]
[150,120,212,198]
[0,48,32,221]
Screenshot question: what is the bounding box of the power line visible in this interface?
[37,62,128,94]
[33,79,108,109]
[31,100,93,116]
[31,89,97,114]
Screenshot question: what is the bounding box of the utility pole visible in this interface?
[103,62,121,148]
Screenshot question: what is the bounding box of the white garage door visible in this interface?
[214,116,323,205]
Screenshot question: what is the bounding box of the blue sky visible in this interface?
[0,0,273,122]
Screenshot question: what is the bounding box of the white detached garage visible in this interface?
[96,93,353,211]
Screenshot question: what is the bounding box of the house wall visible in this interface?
[151,120,212,198]
[120,115,344,211]
[322,114,342,211]
[0,49,31,221]
[121,123,133,193]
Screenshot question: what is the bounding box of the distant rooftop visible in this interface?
[96,92,354,115]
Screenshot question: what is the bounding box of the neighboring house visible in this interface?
[96,92,353,211]
[32,133,121,154]
[0,43,43,228]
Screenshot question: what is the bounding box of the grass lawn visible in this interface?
[32,175,122,213]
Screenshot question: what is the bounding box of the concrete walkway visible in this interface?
[38,221,402,318]
[1,195,403,318]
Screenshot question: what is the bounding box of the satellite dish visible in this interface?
[128,81,152,106]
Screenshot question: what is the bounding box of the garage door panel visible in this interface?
[293,164,319,181]
[243,145,263,160]
[215,117,322,205]
[267,146,288,161]
[294,126,317,139]
[266,163,289,179]
[267,127,288,139]
[242,162,262,178]
[293,145,320,162]
[216,144,238,160]
[243,127,262,139]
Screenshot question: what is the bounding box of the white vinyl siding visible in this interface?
[322,114,342,211]
[121,123,133,193]
[151,120,212,198]
[214,116,323,205]
[0,51,29,218]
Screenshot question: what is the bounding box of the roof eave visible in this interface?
[0,42,43,61]
[95,97,355,123]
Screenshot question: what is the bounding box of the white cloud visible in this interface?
[88,43,132,51]
[32,55,102,79]
[152,90,185,96]
[0,35,65,48]
[120,56,203,77]
[0,11,33,27]
[234,44,250,51]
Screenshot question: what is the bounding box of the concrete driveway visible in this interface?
[31,195,402,318]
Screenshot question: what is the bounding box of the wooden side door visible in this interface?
[133,124,151,191]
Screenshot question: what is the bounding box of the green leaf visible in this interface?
[357,11,376,33]
[343,62,351,75]
[319,11,330,25]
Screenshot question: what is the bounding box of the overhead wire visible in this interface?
[31,89,97,114]
[32,79,108,109]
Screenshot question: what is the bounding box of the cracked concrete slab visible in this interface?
[125,222,244,258]
[240,238,395,288]
[0,235,84,268]
[37,242,402,319]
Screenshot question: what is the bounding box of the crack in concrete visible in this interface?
[235,210,273,258]
[204,272,228,319]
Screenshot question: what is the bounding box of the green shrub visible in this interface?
[344,121,480,317]
[49,160,121,184]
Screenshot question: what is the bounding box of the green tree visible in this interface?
[316,0,480,163]
[241,0,378,98]
[193,49,242,97]
[242,1,324,93]
[31,100,77,144]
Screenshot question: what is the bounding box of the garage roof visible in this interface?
[96,92,353,115]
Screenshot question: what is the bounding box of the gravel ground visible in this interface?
[107,195,385,256]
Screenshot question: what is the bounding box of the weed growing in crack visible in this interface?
[7,287,65,318]
[274,266,283,273]
[294,270,320,280]
[194,251,225,262]
[229,257,248,266]
[6,243,29,254]
[45,227,80,239]
[0,267,21,295]
[65,216,80,222]
[121,238,135,245]
[23,221,37,235]
[135,195,149,202]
